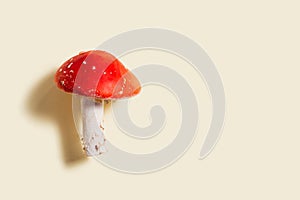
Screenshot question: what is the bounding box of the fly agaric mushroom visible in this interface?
[55,50,141,156]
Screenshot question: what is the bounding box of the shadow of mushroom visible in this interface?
[26,71,86,166]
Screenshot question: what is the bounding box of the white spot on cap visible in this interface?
[119,90,123,95]
[83,61,87,64]
[59,68,62,72]
[77,86,81,89]
[103,72,107,75]
[67,63,73,68]
[92,66,96,70]
[60,80,64,85]
[109,72,112,75]
[70,70,74,73]
[63,71,66,74]
[88,89,95,93]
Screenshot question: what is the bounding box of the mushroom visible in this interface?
[55,50,141,156]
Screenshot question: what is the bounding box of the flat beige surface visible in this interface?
[0,0,299,199]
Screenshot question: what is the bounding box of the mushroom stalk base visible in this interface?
[81,97,106,156]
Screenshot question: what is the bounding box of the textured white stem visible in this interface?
[81,97,106,156]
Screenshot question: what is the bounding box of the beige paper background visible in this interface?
[0,0,299,199]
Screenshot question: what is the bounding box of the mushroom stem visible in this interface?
[81,97,106,156]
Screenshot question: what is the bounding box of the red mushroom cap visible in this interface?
[55,50,141,99]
